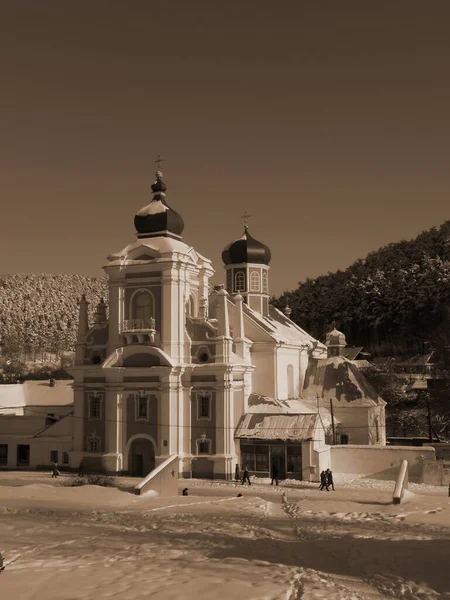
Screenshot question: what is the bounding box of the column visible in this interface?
[159,372,180,463]
[103,385,123,473]
[107,281,124,355]
[70,385,85,469]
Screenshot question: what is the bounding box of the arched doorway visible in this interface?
[128,438,155,477]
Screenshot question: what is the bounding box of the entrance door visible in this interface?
[131,453,144,477]
[270,445,286,479]
[129,438,155,477]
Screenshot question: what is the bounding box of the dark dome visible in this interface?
[134,171,184,239]
[222,226,271,265]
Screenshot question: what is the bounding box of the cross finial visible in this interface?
[241,211,251,228]
[155,154,164,170]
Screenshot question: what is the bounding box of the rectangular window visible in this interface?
[88,393,102,420]
[136,394,149,421]
[197,440,211,455]
[88,438,100,453]
[17,444,30,467]
[62,452,69,465]
[50,450,58,463]
[241,444,255,471]
[197,393,211,420]
[0,444,7,466]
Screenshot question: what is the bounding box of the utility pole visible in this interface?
[426,392,433,443]
[330,398,337,445]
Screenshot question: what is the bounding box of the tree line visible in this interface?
[273,220,450,362]
[0,273,108,360]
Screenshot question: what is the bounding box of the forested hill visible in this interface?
[273,221,450,359]
[0,274,108,357]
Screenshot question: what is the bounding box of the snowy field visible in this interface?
[0,472,449,599]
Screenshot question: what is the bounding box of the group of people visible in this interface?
[319,468,335,491]
[237,464,336,491]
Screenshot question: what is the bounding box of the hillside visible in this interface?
[273,221,450,360]
[0,274,108,358]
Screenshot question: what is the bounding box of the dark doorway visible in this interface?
[0,444,8,466]
[17,444,30,467]
[129,438,155,477]
[131,453,144,477]
[270,445,286,479]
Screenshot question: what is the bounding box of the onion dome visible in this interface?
[325,327,346,348]
[222,226,271,265]
[134,170,184,239]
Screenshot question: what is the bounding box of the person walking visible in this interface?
[271,462,279,486]
[235,464,240,481]
[241,466,251,485]
[78,460,85,477]
[326,468,335,491]
[319,470,329,491]
[51,461,59,478]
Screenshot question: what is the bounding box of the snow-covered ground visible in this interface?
[0,472,449,599]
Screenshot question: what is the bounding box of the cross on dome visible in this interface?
[241,211,251,228]
[154,154,164,170]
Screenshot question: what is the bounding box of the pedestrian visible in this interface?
[326,468,335,491]
[241,465,251,485]
[235,464,240,481]
[271,463,279,486]
[78,460,85,477]
[182,488,189,496]
[319,470,329,491]
[51,461,59,478]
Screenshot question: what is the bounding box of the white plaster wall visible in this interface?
[276,347,301,399]
[330,445,436,481]
[1,438,72,469]
[250,350,275,398]
[333,406,370,445]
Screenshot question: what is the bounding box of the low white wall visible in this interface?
[134,454,178,496]
[330,445,436,482]
[422,460,450,486]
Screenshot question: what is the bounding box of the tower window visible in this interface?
[226,270,232,291]
[196,438,211,455]
[250,271,260,292]
[132,290,154,321]
[88,393,103,420]
[197,393,212,420]
[235,271,245,292]
[135,393,149,421]
[262,271,268,293]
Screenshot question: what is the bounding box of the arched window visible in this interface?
[187,294,196,317]
[262,271,268,293]
[287,364,295,398]
[132,291,154,320]
[235,271,245,292]
[250,271,260,292]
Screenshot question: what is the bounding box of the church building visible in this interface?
[68,166,386,481]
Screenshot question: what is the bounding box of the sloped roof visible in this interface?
[237,300,325,349]
[342,347,370,361]
[247,393,320,414]
[396,353,434,367]
[34,413,73,438]
[23,380,74,406]
[303,356,385,407]
[235,413,319,441]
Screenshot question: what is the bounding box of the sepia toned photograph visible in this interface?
[0,2,449,598]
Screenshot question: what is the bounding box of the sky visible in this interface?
[1,1,449,295]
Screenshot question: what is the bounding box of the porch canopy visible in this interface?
[235,413,319,441]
